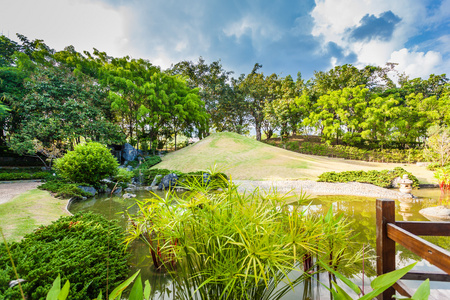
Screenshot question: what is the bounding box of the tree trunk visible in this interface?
[255,121,262,141]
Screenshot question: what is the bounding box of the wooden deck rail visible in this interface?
[376,198,450,300]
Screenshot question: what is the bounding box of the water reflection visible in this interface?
[69,188,450,299]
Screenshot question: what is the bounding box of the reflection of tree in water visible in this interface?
[305,196,378,278]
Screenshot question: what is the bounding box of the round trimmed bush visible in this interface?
[55,142,119,185]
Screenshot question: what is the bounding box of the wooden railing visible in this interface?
[376,198,450,299]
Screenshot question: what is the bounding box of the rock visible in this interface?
[145,186,155,191]
[9,279,26,288]
[151,175,163,186]
[127,165,134,171]
[416,162,430,167]
[113,187,122,195]
[100,179,114,184]
[419,206,450,221]
[158,173,178,190]
[123,193,136,199]
[203,173,211,185]
[78,186,97,196]
[124,187,135,192]
[391,176,402,188]
[122,143,138,161]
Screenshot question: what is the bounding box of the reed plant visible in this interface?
[125,177,362,299]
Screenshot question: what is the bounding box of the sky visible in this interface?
[1,0,449,80]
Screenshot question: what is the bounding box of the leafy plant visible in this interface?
[114,168,134,184]
[0,212,130,299]
[125,181,362,300]
[318,261,429,300]
[0,171,49,181]
[45,271,151,300]
[55,142,119,185]
[318,167,419,188]
[38,180,91,198]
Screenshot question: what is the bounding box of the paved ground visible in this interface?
[0,180,42,205]
[234,180,406,199]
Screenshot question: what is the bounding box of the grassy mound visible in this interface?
[156,132,436,183]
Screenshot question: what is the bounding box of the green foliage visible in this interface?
[319,261,429,300]
[43,271,151,300]
[114,168,134,184]
[299,142,424,163]
[125,182,361,300]
[55,142,119,185]
[38,181,91,199]
[0,171,49,181]
[318,167,419,188]
[0,212,130,299]
[136,156,162,169]
[423,125,450,167]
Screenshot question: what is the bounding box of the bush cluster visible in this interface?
[317,167,419,188]
[0,212,130,299]
[141,168,229,188]
[127,155,162,169]
[38,181,91,199]
[55,142,119,185]
[0,171,49,181]
[299,142,425,163]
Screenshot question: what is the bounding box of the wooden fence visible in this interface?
[376,198,450,299]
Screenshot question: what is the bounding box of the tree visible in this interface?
[7,64,125,167]
[423,125,450,167]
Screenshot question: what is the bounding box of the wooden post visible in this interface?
[376,199,396,300]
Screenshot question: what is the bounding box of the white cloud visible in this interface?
[223,15,282,45]
[389,48,443,78]
[0,0,130,57]
[310,0,437,76]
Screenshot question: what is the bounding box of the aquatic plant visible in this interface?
[125,179,362,299]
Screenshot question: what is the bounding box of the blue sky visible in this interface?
[1,0,449,80]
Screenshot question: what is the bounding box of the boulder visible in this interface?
[151,175,163,186]
[203,173,211,185]
[391,176,402,188]
[122,143,138,162]
[419,206,450,221]
[78,186,97,196]
[113,187,122,195]
[123,193,136,199]
[158,173,178,190]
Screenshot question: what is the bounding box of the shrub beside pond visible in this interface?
[318,167,419,188]
[0,212,130,299]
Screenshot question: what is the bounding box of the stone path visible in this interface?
[0,180,42,205]
[234,180,404,199]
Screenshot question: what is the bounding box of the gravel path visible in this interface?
[0,180,42,205]
[234,180,404,199]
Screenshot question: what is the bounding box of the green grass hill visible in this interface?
[156,132,436,183]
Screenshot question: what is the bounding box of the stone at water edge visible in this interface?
[151,174,163,186]
[122,143,138,161]
[123,193,136,199]
[419,206,450,221]
[78,186,97,196]
[113,187,122,194]
[158,173,178,190]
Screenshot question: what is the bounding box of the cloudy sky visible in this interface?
[1,0,449,79]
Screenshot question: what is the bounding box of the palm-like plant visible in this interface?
[125,178,361,299]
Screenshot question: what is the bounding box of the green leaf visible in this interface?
[128,274,143,300]
[46,275,61,300]
[95,290,103,300]
[143,280,151,300]
[412,279,430,300]
[318,260,361,294]
[108,270,140,300]
[58,280,70,300]
[331,281,354,300]
[371,263,416,289]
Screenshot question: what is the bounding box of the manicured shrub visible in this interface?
[55,142,119,185]
[317,167,419,188]
[38,181,91,198]
[0,171,50,181]
[0,212,130,299]
[114,168,134,184]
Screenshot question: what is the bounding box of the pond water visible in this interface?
[69,188,450,299]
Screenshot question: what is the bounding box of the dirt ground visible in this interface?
[0,180,42,205]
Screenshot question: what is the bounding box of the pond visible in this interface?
[69,188,450,299]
